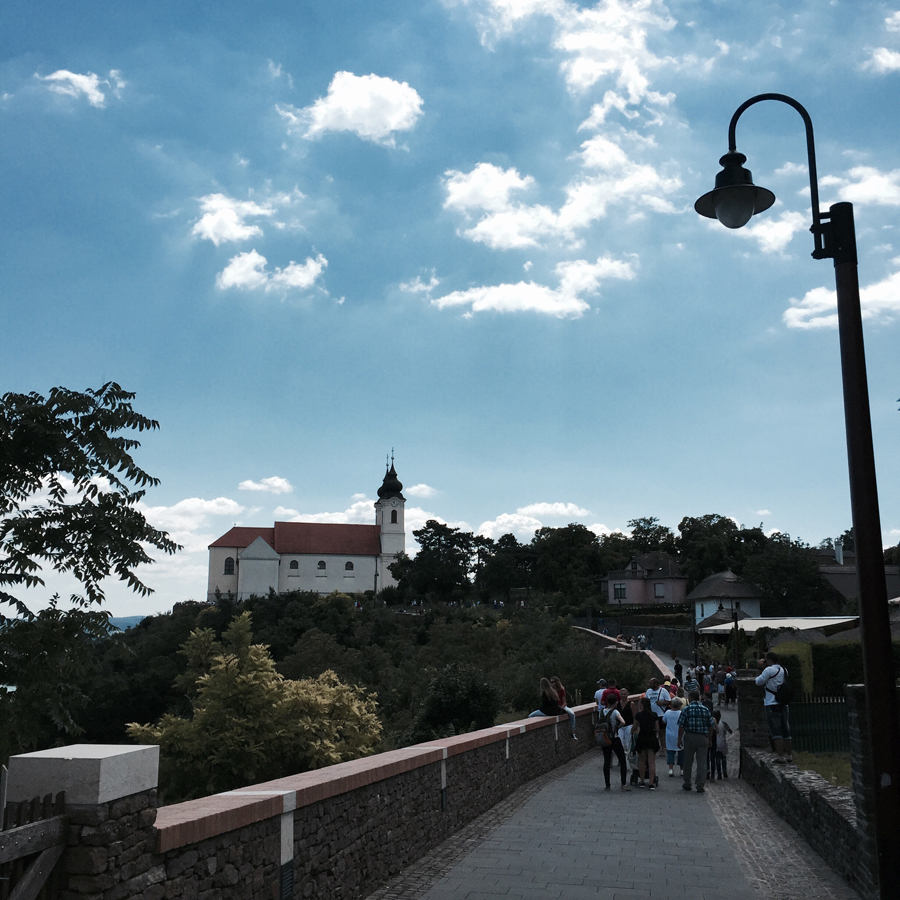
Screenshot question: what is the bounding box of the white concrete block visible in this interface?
[6,744,159,805]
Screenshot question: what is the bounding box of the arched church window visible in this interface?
[317,560,326,570]
[289,560,299,570]
[345,561,354,571]
[224,557,234,575]
[391,510,398,524]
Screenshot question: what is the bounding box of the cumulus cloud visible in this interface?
[478,512,544,541]
[783,264,900,329]
[139,497,246,553]
[430,252,633,318]
[887,12,900,32]
[399,272,441,294]
[444,146,680,250]
[864,47,900,73]
[821,166,900,207]
[36,69,126,107]
[517,501,590,517]
[405,483,439,498]
[274,496,376,524]
[432,281,589,318]
[216,250,327,294]
[238,476,294,494]
[192,191,304,245]
[279,71,423,146]
[731,210,807,255]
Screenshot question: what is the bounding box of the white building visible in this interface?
[206,464,406,600]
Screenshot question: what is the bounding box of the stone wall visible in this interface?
[737,677,879,900]
[6,706,597,900]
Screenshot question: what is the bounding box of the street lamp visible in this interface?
[695,93,900,898]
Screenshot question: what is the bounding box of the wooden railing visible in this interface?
[0,766,67,900]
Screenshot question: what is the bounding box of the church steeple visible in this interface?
[374,456,406,583]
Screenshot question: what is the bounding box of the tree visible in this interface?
[0,602,110,764]
[0,383,180,618]
[410,662,500,741]
[127,613,382,801]
[390,520,474,599]
[482,533,527,601]
[627,517,676,555]
[530,524,603,601]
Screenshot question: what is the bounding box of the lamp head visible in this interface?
[694,151,776,229]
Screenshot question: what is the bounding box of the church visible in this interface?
[206,463,406,601]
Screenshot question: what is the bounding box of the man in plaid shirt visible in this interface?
[677,691,715,792]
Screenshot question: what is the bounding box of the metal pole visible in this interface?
[830,201,900,896]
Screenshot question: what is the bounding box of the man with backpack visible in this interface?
[755,651,793,764]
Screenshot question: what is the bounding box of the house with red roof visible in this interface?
[206,464,406,600]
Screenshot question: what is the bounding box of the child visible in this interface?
[712,710,733,779]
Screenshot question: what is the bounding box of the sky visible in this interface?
[2,0,900,616]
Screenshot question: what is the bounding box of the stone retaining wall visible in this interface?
[7,705,597,900]
[737,677,881,900]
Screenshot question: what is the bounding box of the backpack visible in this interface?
[766,666,792,705]
[594,709,616,747]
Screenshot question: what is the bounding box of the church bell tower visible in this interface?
[374,458,406,584]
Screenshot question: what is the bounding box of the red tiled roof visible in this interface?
[209,522,381,556]
[209,527,275,549]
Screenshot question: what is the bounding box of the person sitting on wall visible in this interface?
[529,677,577,740]
[755,651,792,764]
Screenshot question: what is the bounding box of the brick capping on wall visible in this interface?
[154,709,591,855]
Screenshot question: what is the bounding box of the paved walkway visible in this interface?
[367,745,858,900]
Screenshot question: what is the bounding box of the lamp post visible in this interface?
[695,93,900,898]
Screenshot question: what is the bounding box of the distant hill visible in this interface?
[108,616,145,631]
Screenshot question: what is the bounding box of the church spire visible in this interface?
[377,456,404,500]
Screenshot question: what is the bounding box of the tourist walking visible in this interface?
[662,697,684,777]
[598,694,631,791]
[713,710,732,779]
[677,690,715,792]
[631,697,660,789]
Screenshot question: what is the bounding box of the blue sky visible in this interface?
[3,0,900,615]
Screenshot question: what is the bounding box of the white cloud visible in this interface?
[444,163,535,213]
[192,191,304,246]
[753,509,771,517]
[478,512,544,541]
[139,497,247,553]
[405,483,439,498]
[588,523,620,537]
[864,47,900,73]
[430,251,633,318]
[238,476,294,494]
[823,166,900,207]
[887,12,900,32]
[216,250,327,294]
[400,272,441,294]
[783,265,900,329]
[432,280,589,318]
[732,210,807,255]
[517,502,589,517]
[444,146,680,250]
[36,69,125,107]
[281,71,423,146]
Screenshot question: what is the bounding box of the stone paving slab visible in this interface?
[365,747,860,900]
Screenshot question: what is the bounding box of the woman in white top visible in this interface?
[662,697,684,777]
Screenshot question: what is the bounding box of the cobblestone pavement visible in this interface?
[365,748,859,900]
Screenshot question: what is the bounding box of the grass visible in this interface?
[793,751,852,787]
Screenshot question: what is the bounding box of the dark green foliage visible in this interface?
[531,524,603,603]
[809,641,900,696]
[410,662,500,741]
[0,383,180,617]
[0,603,109,765]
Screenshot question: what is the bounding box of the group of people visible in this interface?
[592,675,732,793]
[672,657,738,709]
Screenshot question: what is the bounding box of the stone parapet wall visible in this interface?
[739,747,864,898]
[17,705,596,900]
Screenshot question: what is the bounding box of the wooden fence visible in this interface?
[789,694,850,753]
[0,766,67,900]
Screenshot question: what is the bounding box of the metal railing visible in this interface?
[790,694,850,753]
